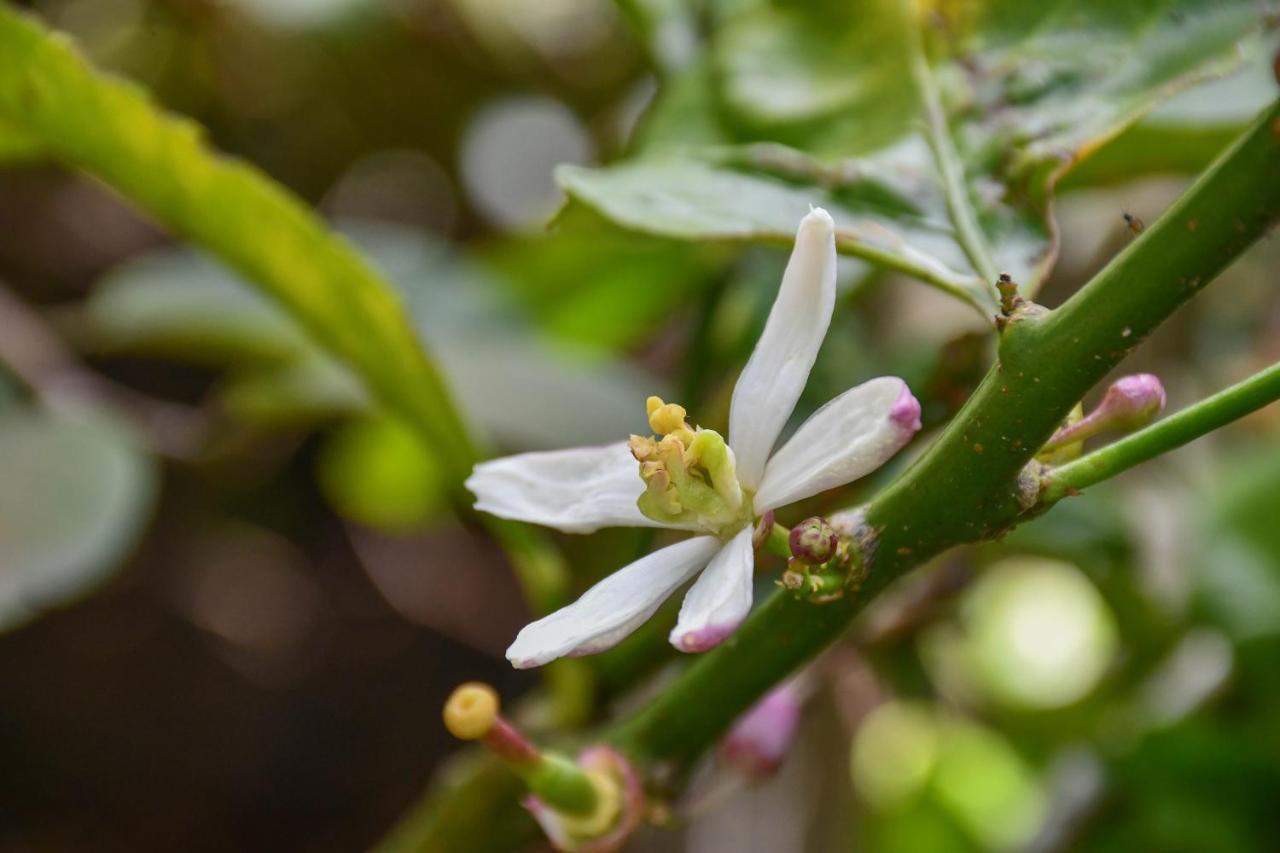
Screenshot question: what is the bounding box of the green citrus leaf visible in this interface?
[563,0,1266,317]
[0,407,155,632]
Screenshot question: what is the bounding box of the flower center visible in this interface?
[629,397,748,536]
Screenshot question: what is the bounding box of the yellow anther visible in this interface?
[646,396,664,417]
[649,403,689,437]
[444,682,499,740]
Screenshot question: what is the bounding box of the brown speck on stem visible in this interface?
[973,443,984,454]
[896,546,913,556]
[1186,218,1199,233]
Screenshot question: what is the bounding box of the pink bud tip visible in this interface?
[1103,373,1166,427]
[719,682,804,780]
[889,383,923,433]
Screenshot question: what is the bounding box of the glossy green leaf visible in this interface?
[1063,35,1278,187]
[564,0,1265,317]
[0,407,155,632]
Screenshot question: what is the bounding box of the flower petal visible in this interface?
[467,442,676,534]
[755,377,920,512]
[506,536,721,668]
[729,208,837,490]
[670,526,755,652]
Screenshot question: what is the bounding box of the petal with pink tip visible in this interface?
[506,536,721,668]
[755,377,919,512]
[670,526,755,653]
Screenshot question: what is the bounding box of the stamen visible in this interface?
[443,682,499,741]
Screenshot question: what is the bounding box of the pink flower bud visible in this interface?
[1043,373,1166,453]
[718,681,804,780]
[789,517,838,564]
[1098,373,1166,430]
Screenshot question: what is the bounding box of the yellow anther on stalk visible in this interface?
[443,682,499,740]
[646,396,695,445]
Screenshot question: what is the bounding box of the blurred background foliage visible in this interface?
[0,0,1278,850]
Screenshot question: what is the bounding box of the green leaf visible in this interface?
[0,407,155,632]
[483,205,718,350]
[78,224,667,450]
[85,251,312,366]
[1062,35,1278,187]
[0,7,474,479]
[566,0,1265,317]
[557,158,988,310]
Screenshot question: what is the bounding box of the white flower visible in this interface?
[467,208,922,668]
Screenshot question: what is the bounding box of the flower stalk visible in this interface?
[443,683,600,816]
[442,683,645,851]
[1040,374,1167,453]
[1040,360,1280,503]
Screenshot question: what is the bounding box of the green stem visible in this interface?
[763,522,791,559]
[611,98,1280,769]
[907,17,1000,291]
[1041,361,1280,502]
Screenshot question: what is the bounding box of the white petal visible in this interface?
[729,208,837,490]
[670,526,755,653]
[755,377,920,512]
[466,442,676,534]
[506,536,721,668]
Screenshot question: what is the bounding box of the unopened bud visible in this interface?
[1096,373,1166,431]
[790,517,838,565]
[719,681,805,780]
[1042,373,1166,453]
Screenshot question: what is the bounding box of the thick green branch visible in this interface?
[1041,360,1280,502]
[611,98,1280,769]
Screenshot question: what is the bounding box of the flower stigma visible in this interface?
[629,396,749,537]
